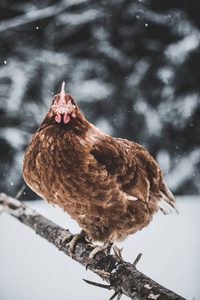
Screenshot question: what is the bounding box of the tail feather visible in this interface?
[158,184,178,214]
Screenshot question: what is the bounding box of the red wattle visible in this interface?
[63,114,70,124]
[55,113,61,123]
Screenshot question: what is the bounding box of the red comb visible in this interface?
[59,81,66,105]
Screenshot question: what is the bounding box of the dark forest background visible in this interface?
[0,0,200,200]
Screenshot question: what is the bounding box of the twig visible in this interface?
[109,291,122,300]
[0,193,186,300]
[83,279,112,290]
[133,253,143,266]
[15,185,26,200]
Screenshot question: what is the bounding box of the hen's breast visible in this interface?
[23,129,125,234]
[23,128,90,200]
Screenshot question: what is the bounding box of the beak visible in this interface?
[55,82,70,124]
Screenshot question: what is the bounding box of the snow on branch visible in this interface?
[0,193,185,300]
[0,0,85,33]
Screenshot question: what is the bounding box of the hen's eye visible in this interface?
[54,102,57,106]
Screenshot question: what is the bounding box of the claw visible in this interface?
[61,230,74,245]
[89,241,113,259]
[68,230,87,255]
[61,230,87,256]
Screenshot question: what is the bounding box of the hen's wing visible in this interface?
[91,136,177,212]
[91,137,150,201]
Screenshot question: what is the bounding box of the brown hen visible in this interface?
[23,82,177,246]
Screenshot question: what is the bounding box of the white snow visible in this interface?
[165,149,200,192]
[156,150,171,174]
[0,196,199,300]
[165,33,200,64]
[157,67,174,84]
[73,79,113,102]
[159,94,199,130]
[95,118,114,136]
[136,99,161,136]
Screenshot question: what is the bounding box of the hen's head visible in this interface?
[50,82,77,124]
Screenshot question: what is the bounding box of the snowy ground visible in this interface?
[0,196,199,300]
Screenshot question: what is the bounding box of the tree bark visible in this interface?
[0,193,185,300]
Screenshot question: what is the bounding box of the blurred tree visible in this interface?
[0,0,199,198]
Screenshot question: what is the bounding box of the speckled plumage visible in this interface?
[23,86,177,243]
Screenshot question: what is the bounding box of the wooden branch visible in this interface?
[0,193,185,300]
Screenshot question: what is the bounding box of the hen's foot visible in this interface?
[62,230,90,255]
[69,230,86,254]
[89,241,113,259]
